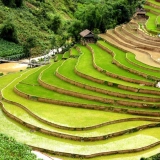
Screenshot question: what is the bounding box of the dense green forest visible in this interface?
[0,0,145,59]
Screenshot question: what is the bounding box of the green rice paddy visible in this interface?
[0,1,160,159]
[146,12,159,33]
[126,52,160,71]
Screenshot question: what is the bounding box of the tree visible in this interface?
[2,0,23,7]
[114,3,130,24]
[15,0,23,7]
[49,15,62,33]
[24,37,37,65]
[67,20,83,42]
[0,22,18,43]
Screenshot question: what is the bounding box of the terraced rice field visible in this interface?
[145,0,160,34]
[0,1,160,160]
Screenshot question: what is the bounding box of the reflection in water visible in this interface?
[0,63,28,75]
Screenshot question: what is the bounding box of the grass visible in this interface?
[3,101,156,137]
[1,103,160,160]
[0,105,158,156]
[97,41,160,79]
[56,54,63,61]
[147,0,160,6]
[0,31,160,159]
[70,48,80,57]
[126,52,160,71]
[89,43,154,81]
[2,70,160,156]
[41,61,143,103]
[146,12,159,34]
[157,15,160,24]
[144,5,160,14]
[62,51,70,59]
[16,60,160,111]
[57,58,160,98]
[76,45,160,91]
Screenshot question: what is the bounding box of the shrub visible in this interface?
[0,133,39,160]
[2,0,23,7]
[0,39,24,59]
[0,22,18,43]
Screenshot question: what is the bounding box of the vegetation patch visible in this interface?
[0,133,39,160]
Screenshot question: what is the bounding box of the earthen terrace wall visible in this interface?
[1,100,160,144]
[114,26,160,52]
[87,44,155,86]
[105,29,160,65]
[74,54,160,96]
[96,42,157,86]
[56,70,160,102]
[122,25,160,47]
[146,1,160,9]
[125,53,160,72]
[39,72,160,108]
[28,140,160,159]
[12,85,160,117]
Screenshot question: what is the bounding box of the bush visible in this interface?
[0,39,24,59]
[0,133,39,160]
[2,0,23,7]
[0,22,18,43]
[157,24,160,29]
[0,73,3,76]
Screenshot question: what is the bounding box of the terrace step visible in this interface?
[1,42,160,159]
[99,33,160,68]
[8,60,159,117]
[107,28,160,64]
[126,52,160,72]
[114,26,158,49]
[146,0,160,9]
[2,100,160,142]
[95,41,160,82]
[122,24,160,47]
[144,4,160,15]
[62,51,70,59]
[87,44,157,85]
[145,12,160,34]
[76,45,160,95]
[56,58,160,102]
[36,61,160,107]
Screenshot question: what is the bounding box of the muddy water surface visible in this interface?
[0,63,28,75]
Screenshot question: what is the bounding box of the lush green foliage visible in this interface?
[0,0,144,57]
[0,39,24,59]
[0,133,39,160]
[74,0,142,32]
[0,0,75,57]
[0,41,160,160]
[2,0,23,7]
[0,22,18,43]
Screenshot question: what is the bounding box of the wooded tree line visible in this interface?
[0,0,145,58]
[2,0,23,7]
[68,0,146,41]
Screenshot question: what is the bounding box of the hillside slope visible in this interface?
[0,0,74,57]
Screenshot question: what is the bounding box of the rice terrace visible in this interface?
[1,0,160,160]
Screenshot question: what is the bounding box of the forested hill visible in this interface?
[0,0,75,58]
[0,0,144,58]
